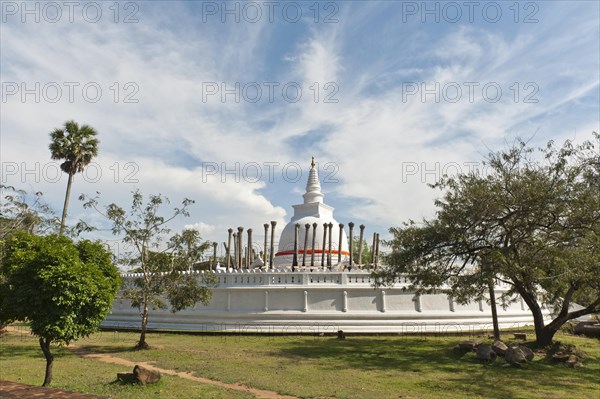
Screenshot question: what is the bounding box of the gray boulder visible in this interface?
[518,345,534,362]
[476,345,497,362]
[505,346,528,365]
[552,351,570,362]
[565,355,584,368]
[573,321,598,335]
[458,340,482,351]
[582,324,600,338]
[492,340,508,356]
[133,365,161,385]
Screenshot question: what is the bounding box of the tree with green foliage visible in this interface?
[0,186,62,330]
[49,120,99,235]
[0,233,121,386]
[351,237,373,267]
[169,228,212,271]
[81,190,216,349]
[376,134,599,347]
[0,185,59,241]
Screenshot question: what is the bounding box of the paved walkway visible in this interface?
[0,381,110,399]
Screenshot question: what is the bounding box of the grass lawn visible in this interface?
[0,327,252,399]
[1,325,599,399]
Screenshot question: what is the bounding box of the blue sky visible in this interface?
[1,1,599,259]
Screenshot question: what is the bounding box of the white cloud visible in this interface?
[1,1,598,249]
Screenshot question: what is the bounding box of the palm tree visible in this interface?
[49,120,99,235]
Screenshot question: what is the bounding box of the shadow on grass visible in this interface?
[108,377,166,389]
[275,336,600,396]
[0,344,45,359]
[276,337,466,373]
[74,344,142,354]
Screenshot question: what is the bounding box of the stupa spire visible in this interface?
[303,157,324,204]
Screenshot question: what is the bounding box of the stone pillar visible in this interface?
[303,290,308,312]
[212,241,218,270]
[371,232,376,267]
[302,223,310,267]
[264,291,269,311]
[358,224,365,267]
[247,228,253,268]
[263,223,269,268]
[321,223,328,267]
[348,222,354,268]
[337,223,344,264]
[232,232,238,269]
[310,223,317,267]
[375,233,380,269]
[292,223,299,268]
[327,223,333,267]
[269,221,276,269]
[226,228,233,271]
[237,227,244,269]
[414,293,422,312]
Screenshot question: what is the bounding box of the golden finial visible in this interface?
[311,156,315,168]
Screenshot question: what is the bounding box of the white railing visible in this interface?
[120,268,380,287]
[119,269,511,291]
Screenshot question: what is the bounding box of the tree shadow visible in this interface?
[73,343,141,354]
[275,337,468,373]
[274,336,600,394]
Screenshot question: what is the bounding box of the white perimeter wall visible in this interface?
[102,270,550,333]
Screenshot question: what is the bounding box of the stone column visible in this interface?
[247,228,253,269]
[212,241,218,270]
[348,222,354,268]
[310,223,317,267]
[303,290,308,313]
[263,223,269,269]
[237,227,244,270]
[371,232,376,267]
[232,232,238,269]
[226,228,233,272]
[292,223,299,268]
[375,233,380,269]
[302,223,310,267]
[269,221,276,269]
[321,223,328,267]
[337,223,344,264]
[327,223,333,267]
[264,291,269,311]
[358,224,365,267]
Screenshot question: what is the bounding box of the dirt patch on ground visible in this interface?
[70,346,297,399]
[0,380,110,399]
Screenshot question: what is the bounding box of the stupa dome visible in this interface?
[274,158,349,267]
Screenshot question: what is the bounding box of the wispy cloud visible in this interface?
[1,1,598,249]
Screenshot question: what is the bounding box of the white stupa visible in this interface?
[274,158,349,267]
[104,158,550,333]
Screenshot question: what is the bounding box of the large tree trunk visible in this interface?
[39,338,53,386]
[137,300,149,349]
[488,282,500,340]
[522,289,550,347]
[537,326,558,347]
[512,282,552,347]
[59,172,74,236]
